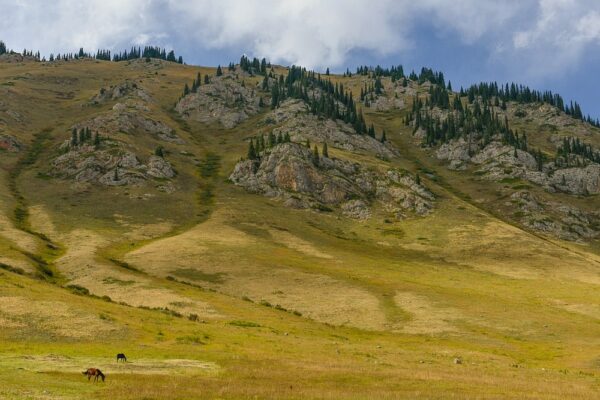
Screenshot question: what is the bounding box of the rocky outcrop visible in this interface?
[0,53,38,63]
[436,138,600,196]
[89,80,152,105]
[51,144,175,187]
[0,133,21,152]
[175,73,262,128]
[229,142,433,219]
[73,103,184,144]
[368,95,405,111]
[509,191,599,242]
[267,100,395,159]
[549,165,600,195]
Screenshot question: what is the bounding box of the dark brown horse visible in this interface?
[116,353,127,362]
[82,368,105,382]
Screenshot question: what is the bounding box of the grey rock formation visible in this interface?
[73,105,184,144]
[175,73,261,128]
[89,80,152,105]
[436,138,600,196]
[0,133,22,152]
[267,100,395,159]
[51,144,175,187]
[230,142,433,219]
[510,191,599,242]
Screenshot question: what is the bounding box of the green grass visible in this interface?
[0,58,598,399]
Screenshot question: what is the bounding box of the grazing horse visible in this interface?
[116,353,127,363]
[82,368,105,382]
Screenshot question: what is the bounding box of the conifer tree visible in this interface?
[247,139,257,160]
[216,65,223,76]
[415,174,421,185]
[268,132,276,148]
[155,146,165,157]
[322,142,329,158]
[312,145,319,165]
[71,128,78,147]
[380,130,387,143]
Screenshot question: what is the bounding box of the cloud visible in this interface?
[0,0,599,76]
[506,0,600,78]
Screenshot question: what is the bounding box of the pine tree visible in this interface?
[155,146,165,157]
[216,65,223,76]
[312,145,319,165]
[305,138,310,148]
[93,132,101,148]
[71,128,78,147]
[114,167,119,181]
[415,174,421,185]
[268,132,276,148]
[380,130,387,143]
[325,68,330,76]
[322,142,329,158]
[247,139,257,160]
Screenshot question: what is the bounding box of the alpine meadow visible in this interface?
[0,5,600,398]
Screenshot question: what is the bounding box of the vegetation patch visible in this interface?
[228,320,261,328]
[171,268,227,284]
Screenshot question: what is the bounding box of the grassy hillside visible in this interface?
[0,57,599,399]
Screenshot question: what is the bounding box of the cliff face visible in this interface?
[230,142,433,219]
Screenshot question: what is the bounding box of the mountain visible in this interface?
[0,52,599,399]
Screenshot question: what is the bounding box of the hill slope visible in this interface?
[0,56,599,399]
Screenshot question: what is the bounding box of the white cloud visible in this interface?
[506,0,600,79]
[0,0,599,76]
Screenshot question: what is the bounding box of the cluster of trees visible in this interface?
[556,137,600,166]
[359,77,386,104]
[355,65,405,81]
[181,71,211,97]
[407,67,446,86]
[0,41,6,55]
[95,49,112,61]
[112,46,183,63]
[70,127,101,148]
[21,49,41,60]
[407,94,547,170]
[44,45,183,64]
[463,82,599,128]
[239,55,269,75]
[268,65,371,136]
[246,131,292,160]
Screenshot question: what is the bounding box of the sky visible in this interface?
[1,0,599,117]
